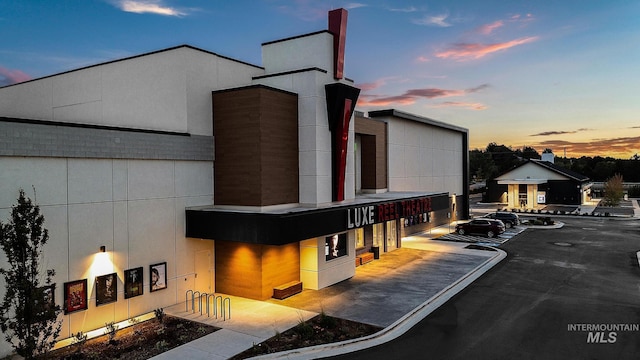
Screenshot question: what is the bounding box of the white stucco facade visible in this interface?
[0,158,214,353]
[372,112,466,197]
[0,46,263,136]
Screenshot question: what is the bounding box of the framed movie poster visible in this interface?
[325,233,347,261]
[124,267,143,299]
[150,262,167,292]
[96,273,117,306]
[64,279,88,314]
[35,284,57,322]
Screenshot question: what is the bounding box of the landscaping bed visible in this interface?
[230,313,382,359]
[40,315,218,360]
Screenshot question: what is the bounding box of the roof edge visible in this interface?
[0,44,264,89]
[368,109,468,134]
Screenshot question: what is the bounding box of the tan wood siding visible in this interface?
[214,241,263,299]
[215,241,300,300]
[261,243,300,300]
[213,86,298,206]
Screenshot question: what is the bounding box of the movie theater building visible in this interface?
[0,9,467,350]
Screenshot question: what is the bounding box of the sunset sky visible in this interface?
[1,0,639,159]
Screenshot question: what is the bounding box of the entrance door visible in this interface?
[385,220,397,251]
[194,250,212,293]
[518,193,528,208]
[373,223,384,249]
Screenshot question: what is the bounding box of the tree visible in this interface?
[520,146,540,160]
[593,161,617,181]
[469,149,497,181]
[603,174,624,207]
[0,189,62,359]
[485,143,522,177]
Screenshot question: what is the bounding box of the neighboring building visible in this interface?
[0,9,468,355]
[485,153,591,208]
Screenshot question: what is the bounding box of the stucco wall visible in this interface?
[387,118,464,196]
[300,232,356,290]
[0,157,214,356]
[0,47,263,136]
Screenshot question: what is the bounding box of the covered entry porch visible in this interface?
[497,179,547,209]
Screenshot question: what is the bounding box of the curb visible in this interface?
[520,221,564,230]
[249,247,507,360]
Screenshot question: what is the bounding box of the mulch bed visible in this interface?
[41,315,218,360]
[230,314,382,359]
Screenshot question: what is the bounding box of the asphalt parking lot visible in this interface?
[437,225,526,247]
[331,216,640,360]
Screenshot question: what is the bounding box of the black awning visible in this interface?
[186,193,450,245]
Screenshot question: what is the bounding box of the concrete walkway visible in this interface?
[153,228,506,360]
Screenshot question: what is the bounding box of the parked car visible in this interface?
[485,212,520,228]
[455,219,505,238]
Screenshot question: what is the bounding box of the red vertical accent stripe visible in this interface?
[328,9,347,80]
[336,98,352,201]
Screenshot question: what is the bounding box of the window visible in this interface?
[373,223,384,247]
[355,228,364,249]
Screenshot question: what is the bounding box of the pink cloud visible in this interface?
[357,84,489,107]
[0,66,32,86]
[415,56,430,63]
[405,88,465,98]
[357,95,416,107]
[476,20,504,35]
[356,79,386,92]
[436,36,539,60]
[432,101,488,110]
[511,13,535,23]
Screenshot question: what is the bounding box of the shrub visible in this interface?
[603,174,624,206]
[319,312,337,329]
[72,331,88,354]
[154,308,165,323]
[155,340,169,352]
[104,322,119,343]
[294,320,314,340]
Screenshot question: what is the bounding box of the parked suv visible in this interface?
[485,212,520,228]
[455,219,505,238]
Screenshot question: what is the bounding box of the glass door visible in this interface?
[385,220,397,251]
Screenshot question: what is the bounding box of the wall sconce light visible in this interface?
[99,246,106,253]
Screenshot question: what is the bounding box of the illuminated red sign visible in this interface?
[346,197,432,229]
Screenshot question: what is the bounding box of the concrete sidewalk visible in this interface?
[154,229,506,360]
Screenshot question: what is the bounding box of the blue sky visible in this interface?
[2,0,639,159]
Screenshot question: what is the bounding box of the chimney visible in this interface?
[541,151,555,164]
